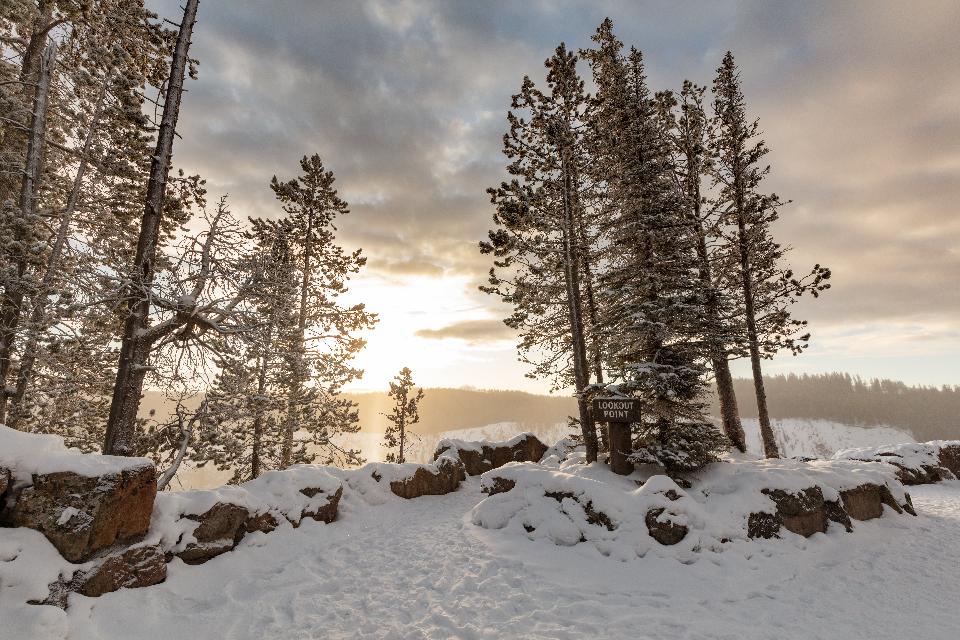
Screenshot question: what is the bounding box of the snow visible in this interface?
[0,426,152,487]
[834,440,960,473]
[1,459,954,639]
[148,465,342,554]
[471,457,910,559]
[436,431,539,455]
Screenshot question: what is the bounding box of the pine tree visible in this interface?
[103,0,200,455]
[710,52,830,458]
[656,81,748,452]
[381,367,424,464]
[269,154,377,468]
[583,20,726,474]
[481,44,600,462]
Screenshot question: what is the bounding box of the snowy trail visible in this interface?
[60,481,960,640]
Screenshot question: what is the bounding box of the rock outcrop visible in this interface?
[177,502,251,565]
[939,444,960,478]
[748,482,915,539]
[434,434,548,476]
[76,543,167,598]
[386,458,464,499]
[5,465,156,562]
[833,441,960,486]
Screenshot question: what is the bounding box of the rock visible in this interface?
[389,459,464,499]
[839,483,912,521]
[434,434,549,476]
[177,502,249,565]
[938,444,960,478]
[747,511,781,539]
[76,544,167,598]
[762,487,828,538]
[482,476,516,496]
[825,500,852,532]
[5,465,156,562]
[749,487,829,539]
[30,543,167,609]
[298,486,342,524]
[645,507,688,545]
[244,512,279,535]
[543,491,615,531]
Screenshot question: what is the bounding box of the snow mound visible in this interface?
[436,431,540,454]
[472,457,912,560]
[0,425,152,486]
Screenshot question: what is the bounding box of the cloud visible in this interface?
[415,319,515,344]
[148,0,960,385]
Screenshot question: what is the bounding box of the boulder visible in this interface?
[388,459,464,499]
[482,476,516,496]
[645,507,688,545]
[938,444,960,478]
[840,483,913,521]
[297,485,342,524]
[434,434,549,476]
[824,500,852,532]
[176,502,250,565]
[5,464,156,562]
[748,487,828,539]
[76,543,167,598]
[244,512,279,535]
[765,487,828,537]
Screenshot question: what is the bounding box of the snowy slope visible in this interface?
[47,478,960,640]
[742,418,915,459]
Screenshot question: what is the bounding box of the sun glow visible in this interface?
[342,272,539,393]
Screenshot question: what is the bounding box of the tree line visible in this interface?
[481,19,830,474]
[713,373,960,443]
[0,1,377,487]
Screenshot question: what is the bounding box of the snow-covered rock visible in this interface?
[0,426,156,562]
[362,455,465,499]
[473,457,916,558]
[433,432,548,475]
[148,465,343,564]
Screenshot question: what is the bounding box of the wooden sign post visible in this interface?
[592,398,641,476]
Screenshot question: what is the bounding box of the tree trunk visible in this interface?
[0,41,56,424]
[398,416,405,464]
[103,0,199,455]
[281,206,314,468]
[691,218,746,452]
[735,195,779,459]
[559,141,598,463]
[6,77,109,429]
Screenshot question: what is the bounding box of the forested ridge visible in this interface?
[337,373,959,441]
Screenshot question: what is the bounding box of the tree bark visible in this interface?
[735,191,779,459]
[0,41,56,424]
[280,204,314,468]
[6,77,109,429]
[558,139,598,463]
[691,215,746,452]
[103,0,199,455]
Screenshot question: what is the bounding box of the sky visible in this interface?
[150,0,960,393]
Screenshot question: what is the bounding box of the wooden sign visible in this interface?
[592,398,641,423]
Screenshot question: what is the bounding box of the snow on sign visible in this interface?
[592,398,641,423]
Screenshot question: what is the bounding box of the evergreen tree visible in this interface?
[481,44,600,462]
[710,52,830,458]
[656,80,747,452]
[582,20,726,474]
[269,154,377,468]
[381,367,424,464]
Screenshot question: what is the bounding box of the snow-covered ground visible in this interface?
[39,476,959,640]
